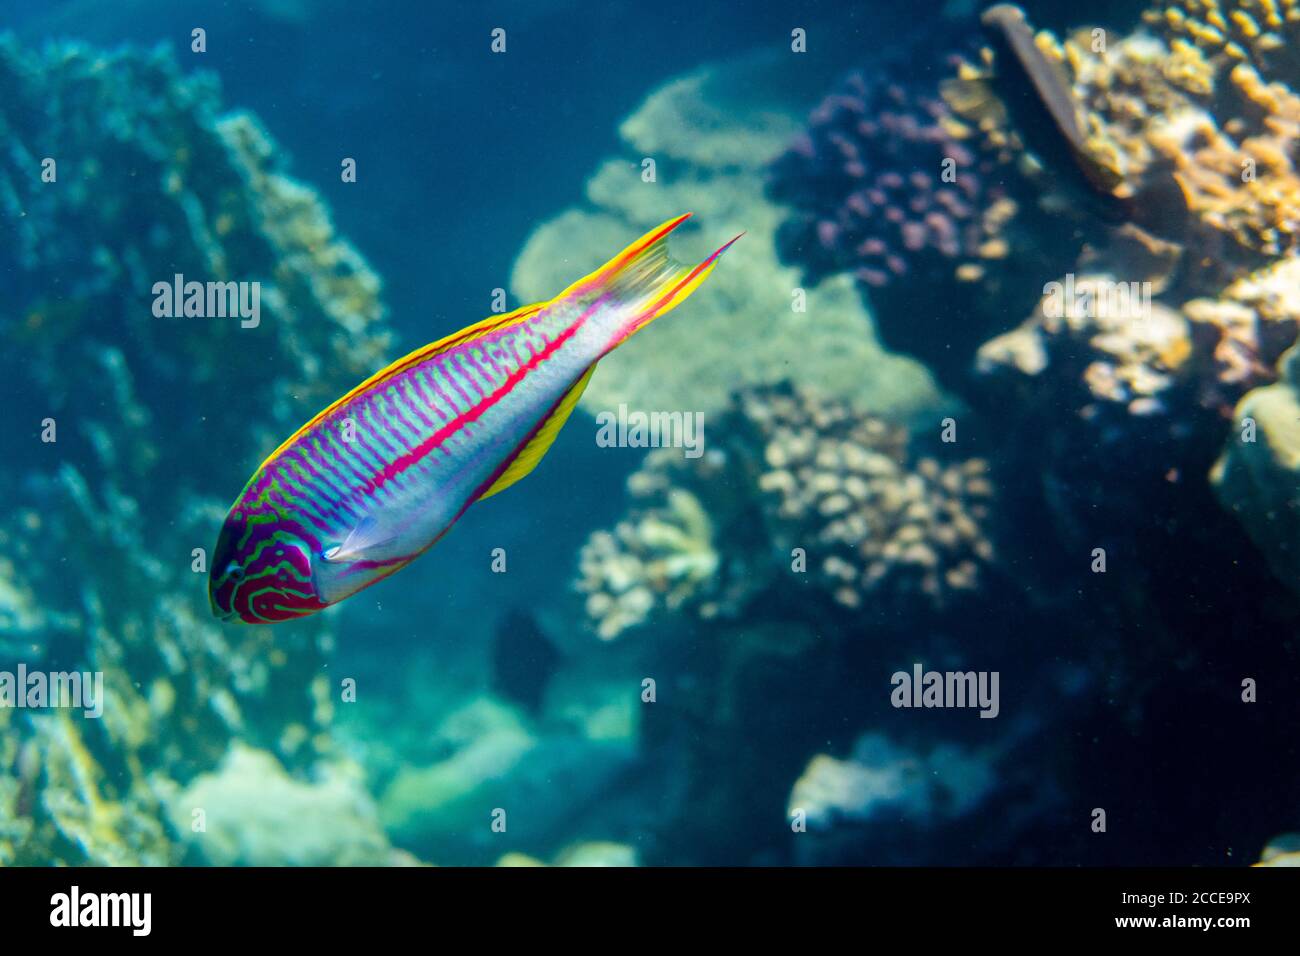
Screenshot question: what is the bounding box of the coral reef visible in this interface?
[1256,832,1300,866]
[776,2,1300,410]
[571,383,1013,864]
[376,697,637,865]
[1144,0,1300,99]
[577,487,721,641]
[741,387,996,611]
[509,51,941,422]
[766,45,1082,385]
[577,383,997,641]
[1059,26,1300,269]
[562,5,1300,867]
[166,743,398,866]
[788,732,995,831]
[1180,255,1300,410]
[773,6,1292,592]
[0,38,392,865]
[976,272,1197,420]
[768,68,1018,291]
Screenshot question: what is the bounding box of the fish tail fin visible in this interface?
[557,213,742,355]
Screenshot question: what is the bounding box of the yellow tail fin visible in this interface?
[555,212,743,354]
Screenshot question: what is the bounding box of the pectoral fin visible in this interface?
[323,515,396,563]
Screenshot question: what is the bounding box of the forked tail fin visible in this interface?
[553,212,743,355]
[475,215,739,505]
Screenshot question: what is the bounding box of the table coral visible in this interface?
[509,51,941,421]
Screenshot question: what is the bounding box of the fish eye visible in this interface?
[225,562,245,582]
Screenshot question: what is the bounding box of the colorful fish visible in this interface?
[209,213,740,623]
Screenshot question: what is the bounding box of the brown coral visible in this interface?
[576,384,998,639]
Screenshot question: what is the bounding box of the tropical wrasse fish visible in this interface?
[210,213,740,623]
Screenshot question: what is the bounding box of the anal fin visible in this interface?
[478,363,597,501]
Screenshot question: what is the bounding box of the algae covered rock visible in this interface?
[377,698,636,864]
[168,744,395,866]
[1212,344,1300,593]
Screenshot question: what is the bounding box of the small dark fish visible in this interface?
[491,609,562,715]
[979,4,1129,223]
[976,4,1190,240]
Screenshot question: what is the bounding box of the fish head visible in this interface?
[209,506,326,623]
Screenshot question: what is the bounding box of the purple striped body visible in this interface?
[209,213,739,623]
[211,296,605,622]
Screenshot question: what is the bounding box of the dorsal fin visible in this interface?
[478,363,597,501]
[255,301,546,473]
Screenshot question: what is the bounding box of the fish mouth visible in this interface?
[211,599,239,623]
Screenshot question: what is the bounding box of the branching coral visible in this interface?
[977,272,1197,419]
[1144,0,1300,92]
[768,69,1019,290]
[1003,15,1300,273]
[736,386,996,612]
[576,384,998,639]
[767,42,1080,384]
[578,486,721,641]
[910,5,1300,576]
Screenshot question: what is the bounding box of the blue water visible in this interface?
[2,0,1298,868]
